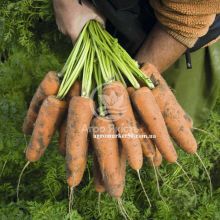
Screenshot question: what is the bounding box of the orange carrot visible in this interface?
[22,71,60,135]
[103,81,143,170]
[92,117,124,198]
[127,87,158,164]
[136,118,163,166]
[131,87,177,163]
[137,122,155,159]
[66,80,81,102]
[66,96,95,187]
[152,148,163,167]
[127,87,136,97]
[164,114,197,154]
[58,81,81,157]
[93,154,106,193]
[58,119,67,156]
[26,96,66,162]
[119,142,127,191]
[142,64,197,154]
[141,64,193,129]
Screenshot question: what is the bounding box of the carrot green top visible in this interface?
[57,21,154,100]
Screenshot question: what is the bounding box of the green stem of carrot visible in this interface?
[93,21,154,89]
[57,20,154,100]
[59,22,89,77]
[93,42,110,83]
[94,62,105,116]
[89,22,140,88]
[111,60,127,87]
[57,33,91,99]
[81,36,94,98]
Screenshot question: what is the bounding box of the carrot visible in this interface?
[141,64,197,154]
[66,80,81,102]
[119,142,127,190]
[127,87,159,165]
[164,115,197,154]
[58,81,81,157]
[103,81,143,170]
[152,148,163,167]
[137,120,162,167]
[127,87,163,169]
[92,117,124,198]
[58,119,67,156]
[26,96,66,162]
[127,87,136,97]
[137,122,155,159]
[136,119,163,166]
[141,64,193,129]
[22,71,60,135]
[131,87,177,163]
[93,154,106,193]
[66,96,95,187]
[137,121,162,166]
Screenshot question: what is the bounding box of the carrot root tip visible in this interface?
[137,169,152,208]
[150,159,166,203]
[195,152,213,198]
[0,160,8,179]
[175,161,197,203]
[117,198,132,220]
[68,186,74,215]
[16,161,30,201]
[98,192,102,216]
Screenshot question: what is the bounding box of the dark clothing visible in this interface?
[91,0,155,55]
[91,0,220,55]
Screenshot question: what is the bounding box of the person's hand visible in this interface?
[53,0,105,42]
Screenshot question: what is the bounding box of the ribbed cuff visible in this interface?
[166,29,198,48]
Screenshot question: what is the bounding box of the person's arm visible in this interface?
[135,23,186,73]
[136,0,220,72]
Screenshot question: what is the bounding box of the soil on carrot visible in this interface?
[0,1,220,219]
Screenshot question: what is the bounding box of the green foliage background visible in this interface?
[0,1,220,219]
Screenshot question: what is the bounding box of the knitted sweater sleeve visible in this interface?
[149,0,220,48]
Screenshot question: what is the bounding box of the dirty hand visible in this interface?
[53,0,105,42]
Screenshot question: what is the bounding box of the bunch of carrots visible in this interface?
[20,21,211,216]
